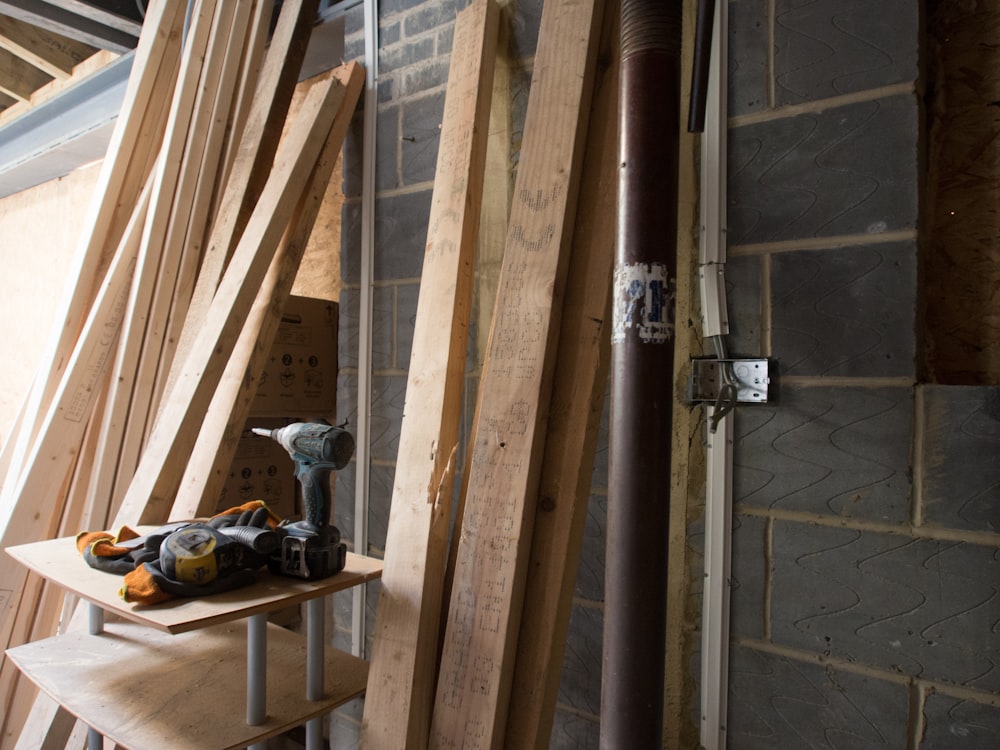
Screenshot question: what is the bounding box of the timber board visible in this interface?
[6,619,367,750]
[6,535,381,635]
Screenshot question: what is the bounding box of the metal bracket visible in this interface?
[687,357,771,404]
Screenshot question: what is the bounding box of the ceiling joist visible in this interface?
[0,0,139,53]
[0,14,96,79]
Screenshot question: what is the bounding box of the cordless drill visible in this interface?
[251,422,354,580]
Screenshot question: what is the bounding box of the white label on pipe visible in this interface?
[611,262,676,344]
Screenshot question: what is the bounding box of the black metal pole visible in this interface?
[601,0,682,747]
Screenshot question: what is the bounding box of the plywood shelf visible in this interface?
[6,534,383,633]
[4,533,383,748]
[6,619,368,750]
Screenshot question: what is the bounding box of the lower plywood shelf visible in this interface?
[6,619,368,750]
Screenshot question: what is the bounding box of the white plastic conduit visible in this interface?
[698,1,733,749]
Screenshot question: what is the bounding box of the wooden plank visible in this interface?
[0,0,185,511]
[216,0,275,198]
[110,63,359,529]
[503,0,618,744]
[7,621,368,750]
[150,0,264,418]
[0,372,109,749]
[0,15,95,78]
[168,64,363,521]
[0,46,52,101]
[427,0,604,745]
[6,536,382,635]
[0,175,151,691]
[357,3,499,748]
[100,0,224,519]
[168,0,321,391]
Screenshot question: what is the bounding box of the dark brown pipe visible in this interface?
[601,1,682,748]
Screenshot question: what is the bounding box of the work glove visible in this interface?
[77,501,283,604]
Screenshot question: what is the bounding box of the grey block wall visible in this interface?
[721,0,1000,748]
[332,0,604,746]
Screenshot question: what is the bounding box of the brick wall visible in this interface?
[718,0,1000,747]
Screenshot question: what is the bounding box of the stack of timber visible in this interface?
[0,0,364,747]
[362,0,618,746]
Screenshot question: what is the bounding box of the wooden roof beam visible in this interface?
[0,0,138,52]
[0,46,52,100]
[0,15,96,79]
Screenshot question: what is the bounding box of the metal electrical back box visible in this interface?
[248,295,338,418]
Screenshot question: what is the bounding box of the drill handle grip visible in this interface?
[296,462,333,530]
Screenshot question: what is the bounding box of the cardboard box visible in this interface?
[249,296,338,418]
[217,419,300,519]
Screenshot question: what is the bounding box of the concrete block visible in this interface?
[770,241,917,377]
[337,286,359,370]
[401,59,451,97]
[771,521,1000,692]
[728,0,769,116]
[728,95,918,244]
[334,460,356,541]
[920,385,1000,534]
[549,710,598,750]
[380,36,436,75]
[734,384,912,522]
[403,0,460,37]
[401,92,444,186]
[730,513,767,639]
[724,253,763,357]
[922,694,1000,749]
[773,0,919,105]
[369,373,407,463]
[557,603,603,716]
[371,283,396,372]
[509,0,543,61]
[366,461,395,553]
[342,191,433,283]
[574,492,606,603]
[728,645,909,749]
[395,281,420,370]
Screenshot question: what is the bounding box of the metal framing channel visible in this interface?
[351,0,379,660]
[698,1,732,748]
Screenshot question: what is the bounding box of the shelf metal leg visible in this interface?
[306,597,325,750]
[88,603,104,635]
[87,603,105,748]
[247,613,268,750]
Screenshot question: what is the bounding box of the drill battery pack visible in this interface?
[268,523,346,580]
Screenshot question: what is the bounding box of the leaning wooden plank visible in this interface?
[503,0,618,743]
[168,64,363,522]
[0,0,185,502]
[358,3,499,748]
[216,0,275,201]
[112,63,357,529]
[427,0,604,745]
[0,179,150,743]
[167,0,321,394]
[149,0,263,419]
[100,0,223,517]
[0,378,107,748]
